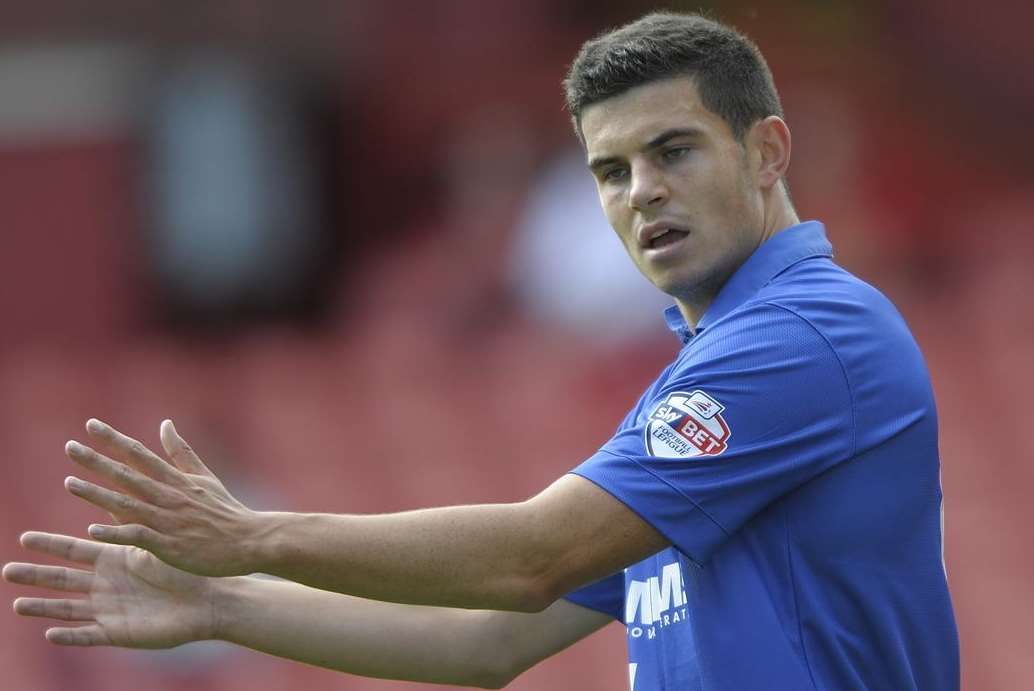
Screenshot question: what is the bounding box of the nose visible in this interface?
[628,162,668,211]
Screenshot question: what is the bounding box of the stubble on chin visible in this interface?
[661,248,745,318]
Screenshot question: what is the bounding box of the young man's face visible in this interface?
[580,76,767,318]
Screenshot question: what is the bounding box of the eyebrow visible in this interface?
[587,127,704,172]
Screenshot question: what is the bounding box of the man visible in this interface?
[4,12,958,691]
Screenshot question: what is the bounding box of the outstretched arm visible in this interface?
[3,532,612,688]
[217,579,611,687]
[65,419,667,612]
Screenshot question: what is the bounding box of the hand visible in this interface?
[63,419,263,577]
[3,532,217,647]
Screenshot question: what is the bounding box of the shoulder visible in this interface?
[697,257,923,368]
[750,257,908,334]
[730,258,935,444]
[679,292,845,382]
[756,259,929,384]
[666,298,855,448]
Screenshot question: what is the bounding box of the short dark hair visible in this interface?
[564,12,784,142]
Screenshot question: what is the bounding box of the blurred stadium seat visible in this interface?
[1,1,1032,689]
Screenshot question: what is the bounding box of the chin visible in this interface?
[649,276,693,301]
[658,268,725,305]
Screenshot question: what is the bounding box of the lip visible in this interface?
[637,221,692,250]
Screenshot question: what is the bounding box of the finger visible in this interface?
[14,597,94,622]
[19,532,103,566]
[65,477,157,525]
[46,625,110,646]
[88,523,166,553]
[160,419,214,477]
[66,442,172,504]
[84,419,183,485]
[3,563,93,593]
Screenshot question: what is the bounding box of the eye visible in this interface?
[662,147,692,162]
[602,166,629,183]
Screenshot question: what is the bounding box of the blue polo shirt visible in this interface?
[564,222,959,691]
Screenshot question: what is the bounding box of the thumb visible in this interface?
[160,420,213,476]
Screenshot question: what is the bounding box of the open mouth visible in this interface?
[648,228,690,249]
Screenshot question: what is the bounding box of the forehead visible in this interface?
[580,76,729,158]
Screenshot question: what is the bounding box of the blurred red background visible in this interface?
[1,1,1031,689]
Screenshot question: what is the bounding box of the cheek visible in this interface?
[696,165,751,225]
[599,185,624,213]
[601,194,633,243]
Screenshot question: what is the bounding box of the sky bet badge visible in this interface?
[645,390,731,458]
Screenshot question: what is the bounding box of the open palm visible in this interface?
[3,531,216,648]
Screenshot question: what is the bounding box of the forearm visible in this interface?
[66,421,666,614]
[240,478,667,613]
[214,575,511,688]
[251,503,557,612]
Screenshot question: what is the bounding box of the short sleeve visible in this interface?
[569,303,855,564]
[563,570,624,621]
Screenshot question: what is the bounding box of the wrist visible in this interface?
[207,575,250,642]
[244,510,295,575]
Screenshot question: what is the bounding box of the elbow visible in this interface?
[450,667,507,689]
[506,562,567,614]
[505,541,575,614]
[469,671,515,690]
[497,560,561,613]
[509,584,554,614]
[500,500,580,613]
[489,580,552,614]
[455,624,523,689]
[461,620,532,689]
[444,665,514,690]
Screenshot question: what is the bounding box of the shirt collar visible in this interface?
[664,221,833,344]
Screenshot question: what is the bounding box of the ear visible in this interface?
[749,116,792,191]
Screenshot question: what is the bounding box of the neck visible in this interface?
[676,194,800,332]
[761,191,800,246]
